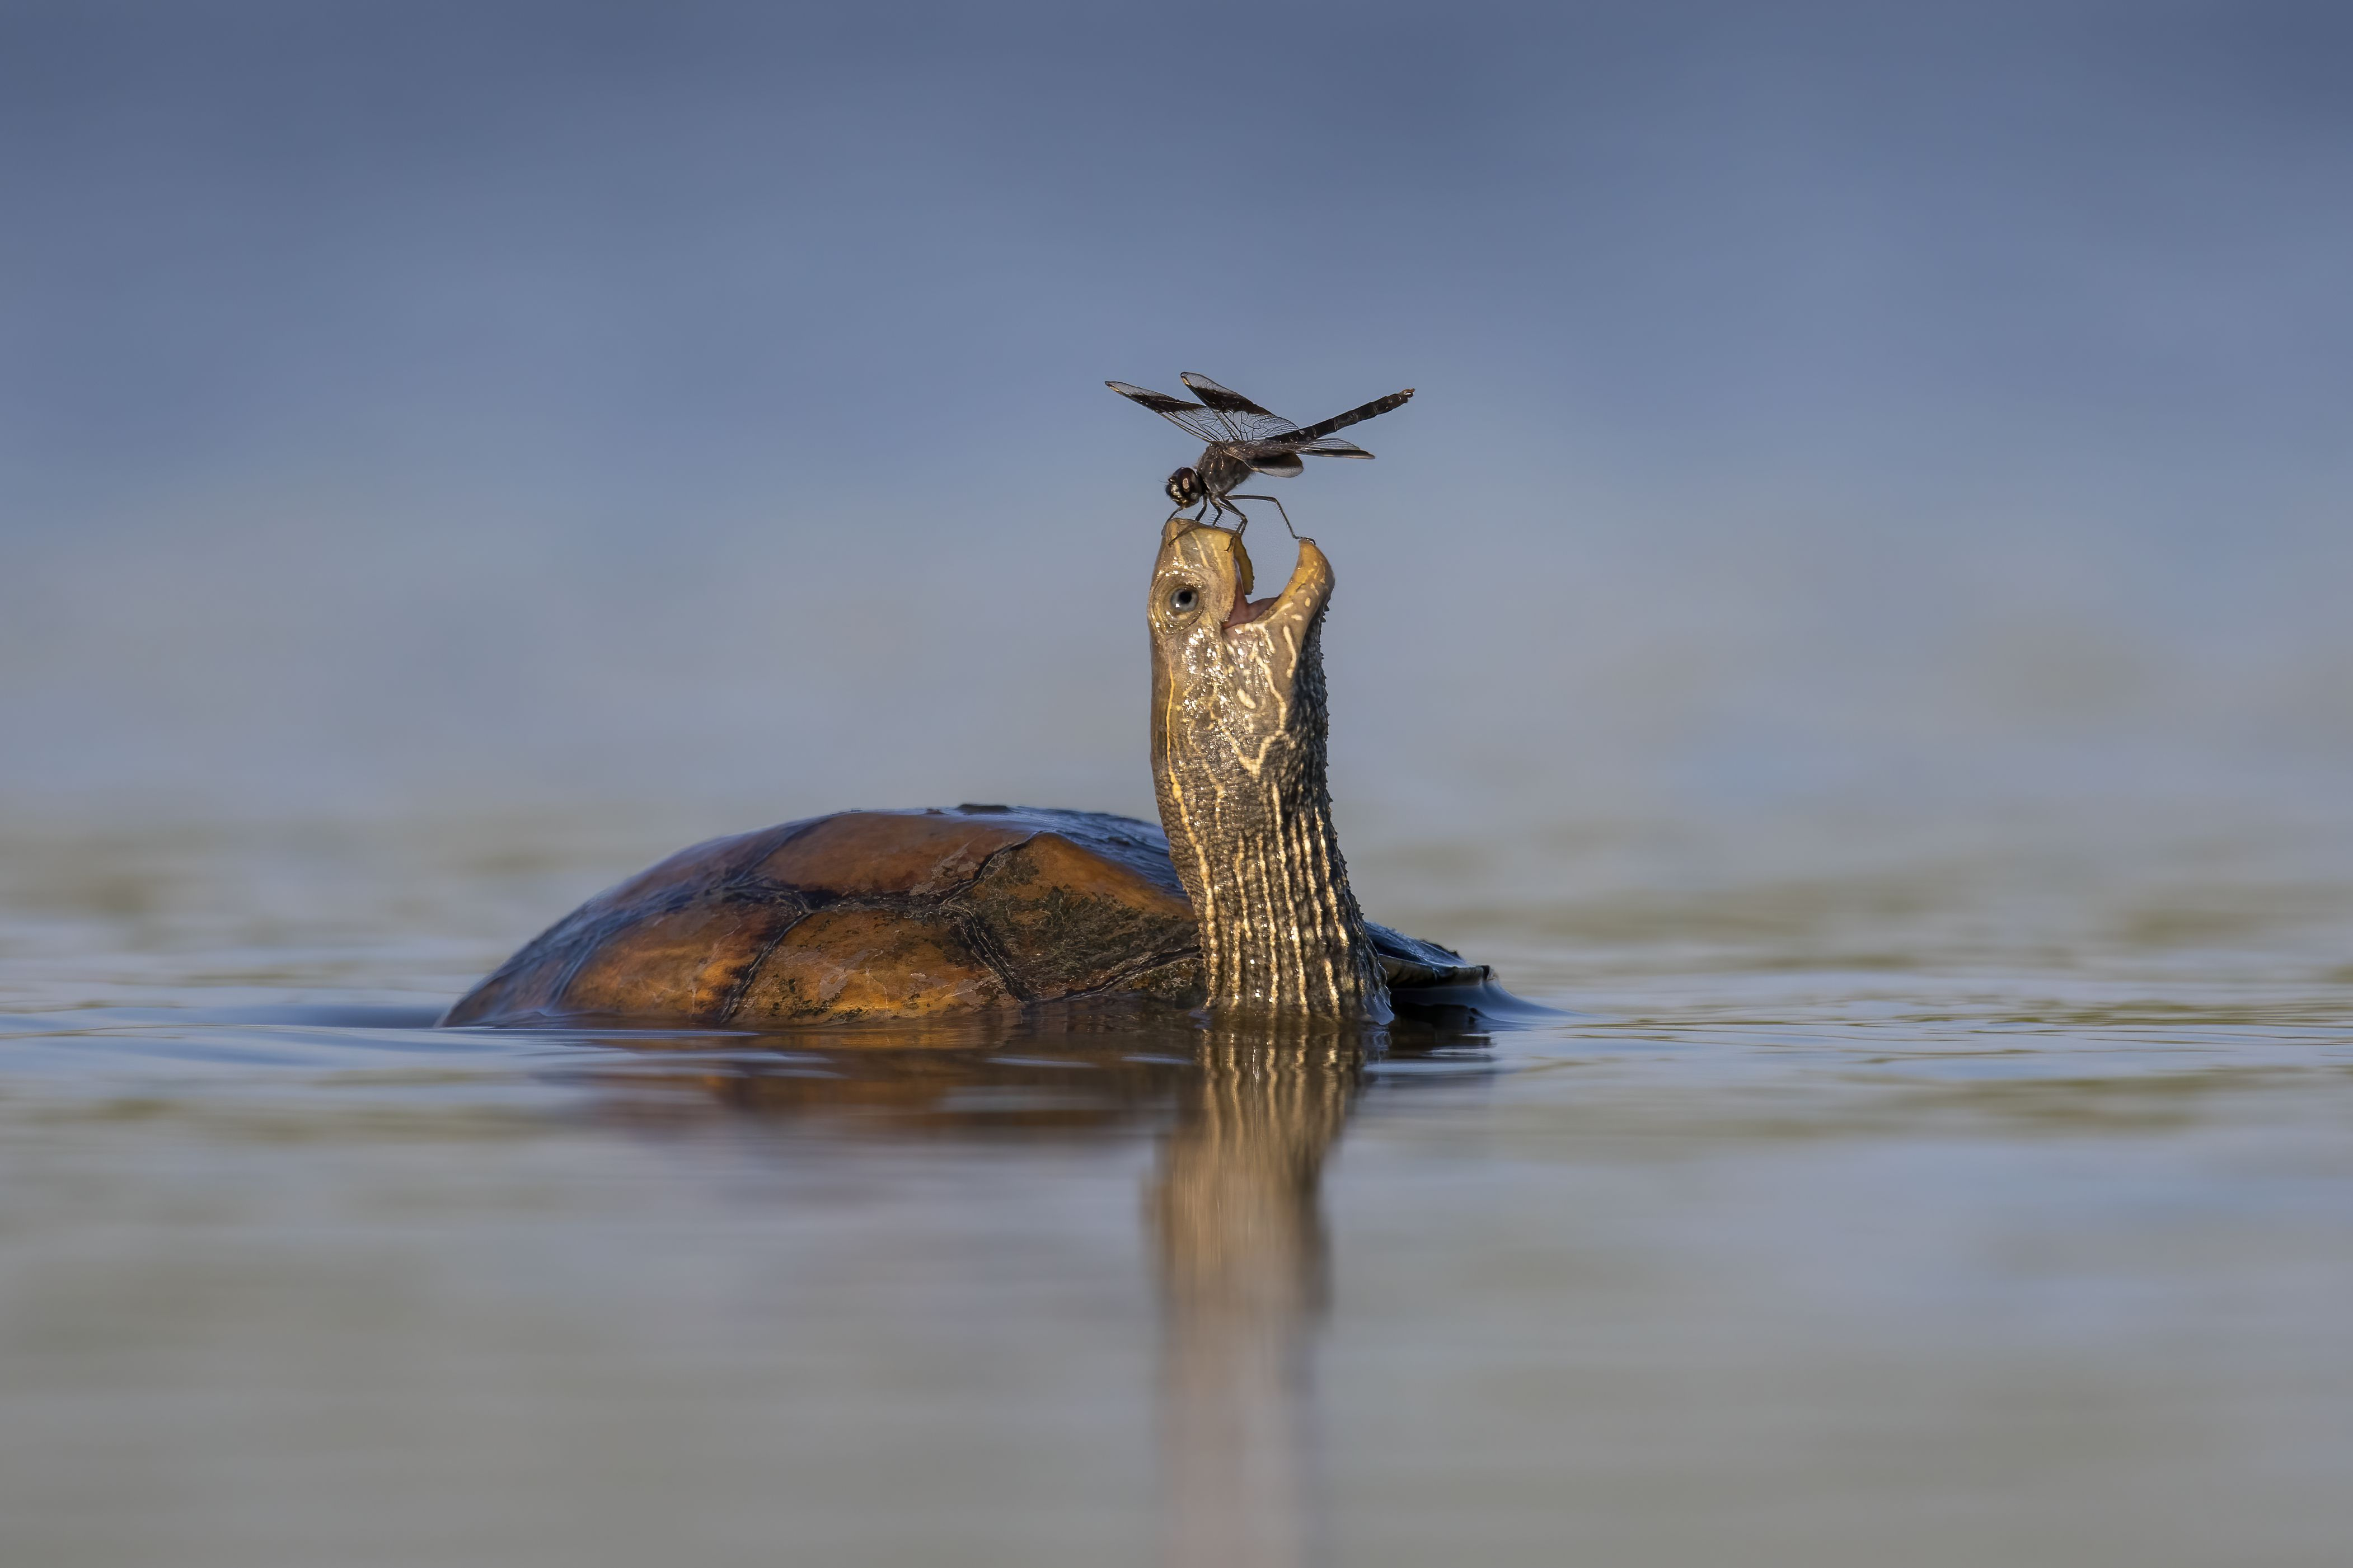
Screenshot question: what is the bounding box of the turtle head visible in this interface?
[1147,515,1335,710]
[1165,467,1203,509]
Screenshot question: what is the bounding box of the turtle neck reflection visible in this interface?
[540,1006,1382,1568]
[1150,1031,1363,1568]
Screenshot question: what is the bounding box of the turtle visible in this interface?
[443,517,1493,1029]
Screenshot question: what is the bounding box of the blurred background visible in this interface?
[7,13,2353,1567]
[4,0,2349,868]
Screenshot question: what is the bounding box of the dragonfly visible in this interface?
[1107,373,1413,536]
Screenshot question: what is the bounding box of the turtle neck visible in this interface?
[1148,528,1390,1023]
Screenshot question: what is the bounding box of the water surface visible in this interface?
[3,807,2350,1567]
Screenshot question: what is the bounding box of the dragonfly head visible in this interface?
[1164,467,1203,509]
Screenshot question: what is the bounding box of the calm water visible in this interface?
[3,804,2351,1568]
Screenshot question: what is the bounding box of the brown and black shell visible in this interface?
[442,804,1482,1028]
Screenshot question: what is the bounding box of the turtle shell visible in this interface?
[442,804,1482,1028]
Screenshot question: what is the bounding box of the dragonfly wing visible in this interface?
[1107,381,1235,444]
[1179,373,1299,442]
[1246,452,1305,478]
[1293,436,1374,458]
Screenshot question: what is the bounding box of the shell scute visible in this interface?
[750,811,1034,897]
[732,908,1011,1023]
[957,831,1199,1001]
[553,898,799,1021]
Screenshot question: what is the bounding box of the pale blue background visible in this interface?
[6,1,2349,838]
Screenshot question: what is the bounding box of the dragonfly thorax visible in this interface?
[1193,447,1252,496]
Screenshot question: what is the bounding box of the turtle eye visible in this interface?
[1169,586,1199,614]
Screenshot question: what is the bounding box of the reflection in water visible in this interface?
[540,1008,1437,1568]
[1151,1034,1361,1568]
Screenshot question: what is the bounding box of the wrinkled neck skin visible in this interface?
[1148,518,1390,1024]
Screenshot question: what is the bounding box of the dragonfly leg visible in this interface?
[1225,494,1297,539]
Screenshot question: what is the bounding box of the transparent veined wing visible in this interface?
[1292,436,1375,459]
[1107,382,1233,444]
[1177,373,1300,443]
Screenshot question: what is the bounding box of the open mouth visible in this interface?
[1223,538,1327,633]
[1174,526,1328,639]
[1225,591,1278,630]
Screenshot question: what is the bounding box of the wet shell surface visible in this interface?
[443,805,1476,1027]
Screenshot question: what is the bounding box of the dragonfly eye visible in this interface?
[1165,467,1201,504]
[1169,586,1199,614]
